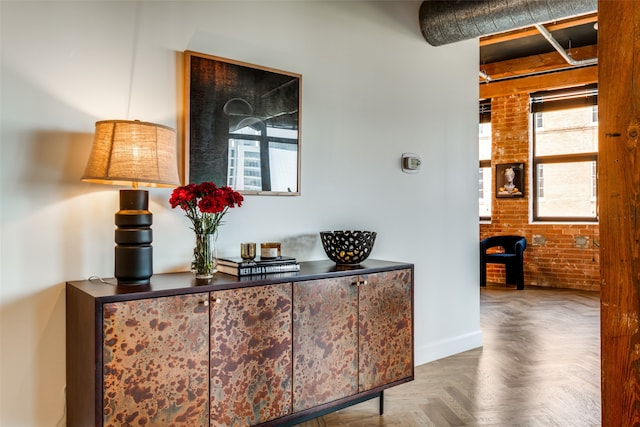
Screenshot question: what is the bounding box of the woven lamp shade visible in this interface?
[82,120,180,187]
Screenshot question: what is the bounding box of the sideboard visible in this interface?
[66,259,414,426]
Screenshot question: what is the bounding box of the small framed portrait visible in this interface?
[495,163,524,198]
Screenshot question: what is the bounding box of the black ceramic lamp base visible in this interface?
[114,189,153,285]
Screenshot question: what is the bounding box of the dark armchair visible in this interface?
[480,235,527,290]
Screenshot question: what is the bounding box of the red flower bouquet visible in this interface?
[170,182,243,278]
[170,182,243,235]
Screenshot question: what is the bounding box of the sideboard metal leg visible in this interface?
[379,390,384,415]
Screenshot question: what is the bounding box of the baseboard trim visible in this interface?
[414,330,483,366]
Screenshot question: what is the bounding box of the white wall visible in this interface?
[0,1,481,425]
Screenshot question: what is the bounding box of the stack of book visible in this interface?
[216,256,300,277]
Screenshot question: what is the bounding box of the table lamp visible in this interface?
[82,120,180,285]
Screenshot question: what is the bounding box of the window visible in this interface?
[534,112,544,129]
[536,164,544,198]
[591,162,597,199]
[531,85,598,221]
[479,99,492,220]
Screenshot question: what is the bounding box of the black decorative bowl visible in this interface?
[320,230,377,265]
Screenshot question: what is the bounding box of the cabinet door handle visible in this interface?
[212,298,222,304]
[361,280,368,286]
[352,281,360,287]
[199,300,210,306]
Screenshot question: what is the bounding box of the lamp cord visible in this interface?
[88,276,118,286]
[55,387,66,427]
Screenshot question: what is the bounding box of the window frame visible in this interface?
[531,85,599,222]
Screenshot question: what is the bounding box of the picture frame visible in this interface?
[184,51,301,196]
[495,163,525,198]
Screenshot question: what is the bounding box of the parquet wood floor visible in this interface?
[295,285,601,427]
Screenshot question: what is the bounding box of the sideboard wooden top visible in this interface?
[67,259,414,302]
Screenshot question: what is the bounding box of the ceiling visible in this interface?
[479,12,598,82]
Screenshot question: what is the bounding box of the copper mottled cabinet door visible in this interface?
[292,276,359,412]
[209,283,293,426]
[102,293,210,427]
[359,269,413,391]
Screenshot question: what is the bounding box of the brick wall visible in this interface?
[480,93,600,291]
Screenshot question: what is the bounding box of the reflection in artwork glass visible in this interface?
[227,125,298,192]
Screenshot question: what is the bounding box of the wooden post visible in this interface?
[599,1,640,425]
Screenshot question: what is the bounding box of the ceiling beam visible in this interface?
[480,12,598,46]
[480,65,598,98]
[480,44,598,81]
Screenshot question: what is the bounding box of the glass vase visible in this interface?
[192,233,217,279]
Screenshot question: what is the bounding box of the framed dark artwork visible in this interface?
[495,163,525,198]
[184,51,301,195]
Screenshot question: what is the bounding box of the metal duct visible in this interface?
[419,0,597,46]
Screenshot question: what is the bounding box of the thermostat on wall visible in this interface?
[401,153,422,173]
